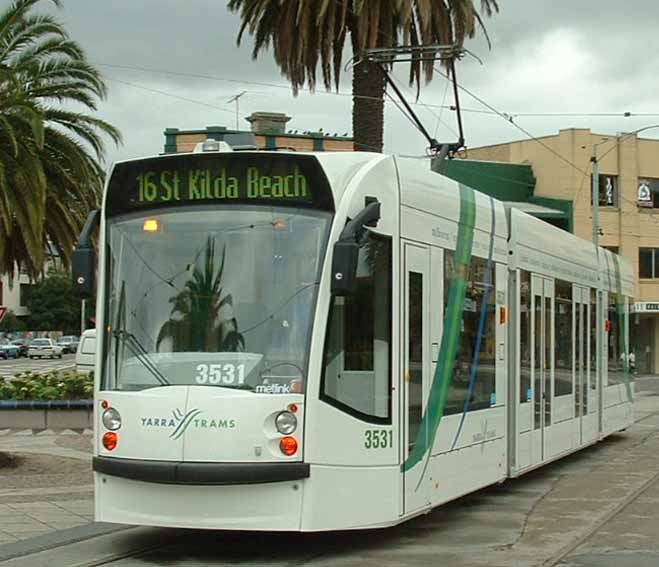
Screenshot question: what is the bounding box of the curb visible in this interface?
[0,403,92,430]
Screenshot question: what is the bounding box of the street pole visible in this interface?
[80,299,86,335]
[591,146,600,248]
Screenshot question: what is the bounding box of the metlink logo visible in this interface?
[140,408,236,440]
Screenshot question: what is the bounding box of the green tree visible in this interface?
[0,0,120,278]
[228,0,498,153]
[157,237,245,352]
[0,309,26,332]
[24,270,81,332]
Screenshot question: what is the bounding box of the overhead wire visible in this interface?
[101,60,659,227]
[96,61,659,120]
[106,77,235,115]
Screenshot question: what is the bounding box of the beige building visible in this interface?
[462,128,659,374]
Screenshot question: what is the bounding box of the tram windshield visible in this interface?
[103,206,331,392]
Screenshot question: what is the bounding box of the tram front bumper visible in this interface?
[94,467,306,530]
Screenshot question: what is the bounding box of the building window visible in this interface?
[19,283,33,307]
[638,178,659,208]
[639,248,659,278]
[592,175,618,207]
[321,234,392,422]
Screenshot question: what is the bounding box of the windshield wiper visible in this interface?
[113,329,170,386]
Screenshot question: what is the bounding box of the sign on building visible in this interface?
[638,179,659,207]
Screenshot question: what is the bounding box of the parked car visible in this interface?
[28,338,63,359]
[10,338,29,358]
[75,329,96,374]
[0,339,20,360]
[56,335,79,354]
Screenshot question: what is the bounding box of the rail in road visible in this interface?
[1,384,658,567]
[0,354,76,378]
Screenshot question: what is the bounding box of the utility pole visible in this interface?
[590,138,609,248]
[227,91,247,130]
[591,146,600,248]
[80,299,86,335]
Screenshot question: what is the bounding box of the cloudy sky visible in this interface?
[48,1,659,166]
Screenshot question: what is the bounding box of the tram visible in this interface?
[72,142,634,531]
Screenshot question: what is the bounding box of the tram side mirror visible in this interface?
[330,240,359,296]
[330,199,380,296]
[72,209,100,300]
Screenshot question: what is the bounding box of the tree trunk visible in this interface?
[352,59,386,153]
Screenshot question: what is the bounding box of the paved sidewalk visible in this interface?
[0,430,92,544]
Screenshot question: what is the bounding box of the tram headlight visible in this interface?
[102,408,122,431]
[275,411,297,435]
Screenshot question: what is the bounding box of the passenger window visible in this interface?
[519,271,532,403]
[443,251,497,415]
[607,295,630,386]
[554,280,573,396]
[321,234,392,422]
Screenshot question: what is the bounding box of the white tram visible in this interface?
[72,146,634,531]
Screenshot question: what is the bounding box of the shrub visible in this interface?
[0,371,93,401]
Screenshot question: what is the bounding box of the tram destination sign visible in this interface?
[106,153,334,215]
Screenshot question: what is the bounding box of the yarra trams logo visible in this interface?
[140,408,236,440]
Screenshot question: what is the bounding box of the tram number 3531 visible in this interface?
[195,363,246,385]
[364,429,393,449]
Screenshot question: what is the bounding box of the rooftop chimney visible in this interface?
[246,112,291,134]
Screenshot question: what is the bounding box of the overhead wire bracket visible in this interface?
[364,44,467,158]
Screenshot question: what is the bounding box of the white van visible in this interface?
[75,328,96,374]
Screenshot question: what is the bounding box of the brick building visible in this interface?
[163,111,353,154]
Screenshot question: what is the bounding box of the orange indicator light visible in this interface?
[143,218,161,233]
[280,436,298,456]
[289,379,304,394]
[288,403,298,413]
[101,400,109,409]
[500,306,507,324]
[272,218,287,230]
[103,432,118,451]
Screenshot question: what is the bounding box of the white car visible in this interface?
[75,329,96,374]
[28,338,63,359]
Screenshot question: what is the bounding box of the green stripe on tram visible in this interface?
[611,253,633,403]
[402,184,477,473]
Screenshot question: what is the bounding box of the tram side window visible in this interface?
[443,251,497,415]
[554,280,573,397]
[607,295,629,386]
[321,234,392,422]
[520,271,532,403]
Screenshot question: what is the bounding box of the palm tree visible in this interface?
[228,0,498,153]
[157,238,245,353]
[0,0,120,277]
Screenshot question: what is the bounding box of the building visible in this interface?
[0,246,62,322]
[0,271,33,318]
[163,111,354,154]
[456,128,659,373]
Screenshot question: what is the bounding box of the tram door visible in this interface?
[402,243,431,514]
[529,275,554,466]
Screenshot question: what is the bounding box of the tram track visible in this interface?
[542,471,659,567]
